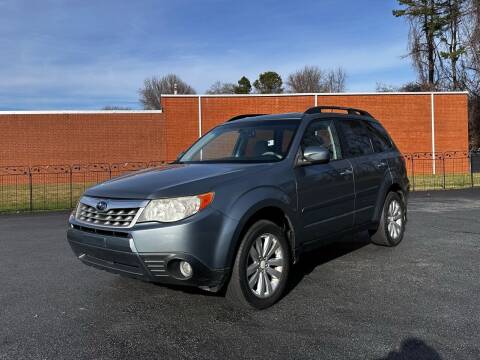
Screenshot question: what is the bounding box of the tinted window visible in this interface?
[301,120,342,160]
[366,121,393,152]
[180,120,299,163]
[336,120,374,157]
[194,131,240,160]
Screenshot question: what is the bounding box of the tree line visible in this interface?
[108,0,480,148]
[138,66,347,109]
[385,0,480,149]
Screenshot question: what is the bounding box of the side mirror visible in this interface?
[302,146,330,165]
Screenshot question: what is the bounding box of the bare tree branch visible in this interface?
[286,66,324,93]
[323,68,347,93]
[206,81,236,94]
[286,66,346,93]
[139,74,195,110]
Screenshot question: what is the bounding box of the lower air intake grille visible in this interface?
[141,254,168,277]
[71,224,130,238]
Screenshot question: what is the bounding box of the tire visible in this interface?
[370,191,406,247]
[226,220,291,309]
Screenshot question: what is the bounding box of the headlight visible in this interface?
[71,201,80,217]
[138,192,214,223]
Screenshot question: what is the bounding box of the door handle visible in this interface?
[339,168,353,176]
[376,161,387,169]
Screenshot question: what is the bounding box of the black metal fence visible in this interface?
[1,153,479,213]
[0,161,169,213]
[404,151,480,191]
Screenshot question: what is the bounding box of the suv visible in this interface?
[67,106,408,309]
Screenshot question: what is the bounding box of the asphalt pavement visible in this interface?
[1,189,479,359]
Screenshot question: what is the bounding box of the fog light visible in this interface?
[179,261,193,278]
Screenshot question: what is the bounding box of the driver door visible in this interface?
[294,119,355,244]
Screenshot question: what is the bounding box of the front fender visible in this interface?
[219,186,299,270]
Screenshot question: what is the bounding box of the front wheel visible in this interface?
[370,191,406,247]
[226,220,291,309]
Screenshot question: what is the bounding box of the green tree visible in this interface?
[437,0,469,90]
[393,0,445,88]
[393,0,480,147]
[253,71,283,94]
[400,81,426,91]
[375,81,425,92]
[235,76,252,94]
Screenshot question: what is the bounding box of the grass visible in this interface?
[0,182,97,213]
[1,174,479,213]
[410,173,480,191]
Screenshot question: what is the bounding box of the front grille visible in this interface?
[76,203,140,227]
[141,254,168,277]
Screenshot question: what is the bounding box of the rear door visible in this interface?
[336,119,387,226]
[294,118,355,244]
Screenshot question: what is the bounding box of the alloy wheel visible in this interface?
[246,233,284,298]
[387,199,403,240]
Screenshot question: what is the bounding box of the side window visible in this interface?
[301,120,342,160]
[336,120,374,157]
[365,121,393,153]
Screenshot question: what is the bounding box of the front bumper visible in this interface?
[67,207,237,290]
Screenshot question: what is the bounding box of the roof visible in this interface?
[230,112,303,123]
[227,106,379,124]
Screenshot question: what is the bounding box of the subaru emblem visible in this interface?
[96,201,108,211]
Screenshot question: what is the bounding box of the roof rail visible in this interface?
[227,114,266,122]
[304,106,372,118]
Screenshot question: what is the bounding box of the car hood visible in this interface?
[84,163,271,199]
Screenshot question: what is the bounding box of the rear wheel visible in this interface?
[370,192,406,247]
[226,220,291,309]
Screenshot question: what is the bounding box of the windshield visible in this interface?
[179,120,299,163]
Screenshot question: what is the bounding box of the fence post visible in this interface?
[411,157,415,191]
[28,169,33,211]
[471,152,475,188]
[442,155,446,190]
[69,165,73,208]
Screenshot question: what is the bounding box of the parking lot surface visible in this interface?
[1,189,479,359]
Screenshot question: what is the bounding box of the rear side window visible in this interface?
[336,120,373,157]
[365,121,393,153]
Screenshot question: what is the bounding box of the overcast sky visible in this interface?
[0,0,415,110]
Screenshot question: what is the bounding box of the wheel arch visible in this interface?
[372,181,407,226]
[227,201,298,271]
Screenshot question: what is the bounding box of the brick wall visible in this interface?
[0,92,469,167]
[433,94,469,154]
[0,111,165,166]
[161,93,469,159]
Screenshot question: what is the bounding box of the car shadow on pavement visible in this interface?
[377,338,442,360]
[285,231,371,296]
[156,231,374,300]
